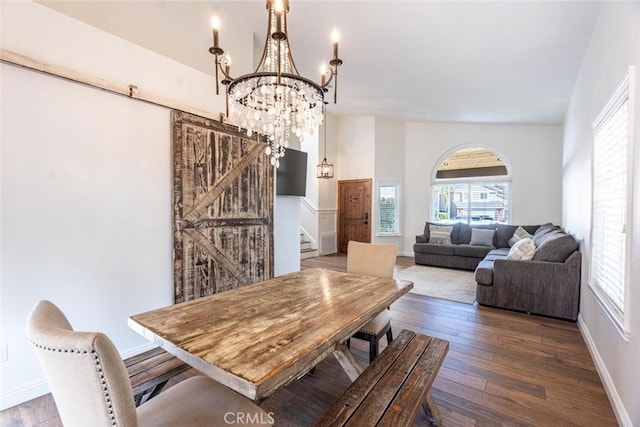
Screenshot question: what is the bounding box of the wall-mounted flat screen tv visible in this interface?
[276,148,307,197]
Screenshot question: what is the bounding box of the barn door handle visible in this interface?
[363,212,369,224]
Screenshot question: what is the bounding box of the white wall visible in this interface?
[1,63,174,407]
[404,122,563,254]
[0,0,290,410]
[318,112,339,211]
[563,3,640,425]
[301,131,319,207]
[300,119,341,255]
[300,126,320,248]
[0,1,233,119]
[336,116,375,180]
[274,196,301,276]
[373,118,405,249]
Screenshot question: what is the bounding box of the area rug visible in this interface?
[395,265,477,304]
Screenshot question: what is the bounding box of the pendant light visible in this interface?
[317,103,334,179]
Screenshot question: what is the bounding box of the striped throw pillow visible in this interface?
[428,225,453,245]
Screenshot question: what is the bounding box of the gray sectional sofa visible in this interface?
[413,222,581,321]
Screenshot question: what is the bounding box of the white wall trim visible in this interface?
[577,313,632,427]
[0,378,50,411]
[120,341,158,360]
[400,251,415,257]
[0,341,156,411]
[301,197,337,213]
[301,197,318,212]
[300,226,317,248]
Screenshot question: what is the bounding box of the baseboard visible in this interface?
[577,314,632,426]
[120,341,158,359]
[0,378,50,411]
[399,251,414,257]
[0,341,157,411]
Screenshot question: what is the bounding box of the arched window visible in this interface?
[432,146,511,224]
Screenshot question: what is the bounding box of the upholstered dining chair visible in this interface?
[346,240,397,363]
[26,300,272,427]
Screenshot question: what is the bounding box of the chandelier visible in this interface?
[209,0,343,167]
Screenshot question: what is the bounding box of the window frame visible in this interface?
[589,68,635,339]
[431,176,512,225]
[377,181,401,236]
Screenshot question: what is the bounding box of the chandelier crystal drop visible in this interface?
[209,0,343,166]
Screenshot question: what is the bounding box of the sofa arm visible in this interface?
[479,251,581,320]
[416,234,429,244]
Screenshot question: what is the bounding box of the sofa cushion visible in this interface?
[534,229,560,248]
[413,243,456,256]
[428,224,453,245]
[522,225,541,235]
[457,223,471,243]
[495,224,518,248]
[470,228,495,247]
[459,223,495,244]
[453,244,494,258]
[507,237,536,260]
[449,222,464,244]
[532,223,561,246]
[508,226,533,247]
[533,233,579,262]
[484,248,509,260]
[475,259,494,285]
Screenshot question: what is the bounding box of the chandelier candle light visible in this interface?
[209,0,343,167]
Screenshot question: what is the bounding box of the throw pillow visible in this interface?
[428,225,453,245]
[469,228,495,247]
[508,226,533,247]
[533,233,579,262]
[507,237,536,260]
[532,224,561,246]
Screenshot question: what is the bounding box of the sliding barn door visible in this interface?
[172,111,274,303]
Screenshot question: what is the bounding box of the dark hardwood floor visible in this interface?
[1,255,617,426]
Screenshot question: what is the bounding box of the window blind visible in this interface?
[379,185,398,234]
[592,95,629,315]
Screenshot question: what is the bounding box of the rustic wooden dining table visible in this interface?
[128,267,413,403]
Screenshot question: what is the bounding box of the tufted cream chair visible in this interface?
[346,241,397,362]
[26,300,273,427]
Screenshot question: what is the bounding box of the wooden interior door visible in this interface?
[172,111,274,303]
[338,179,372,253]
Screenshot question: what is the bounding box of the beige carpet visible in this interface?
[395,265,477,304]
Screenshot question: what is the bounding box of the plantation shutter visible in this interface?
[379,184,398,234]
[591,82,630,315]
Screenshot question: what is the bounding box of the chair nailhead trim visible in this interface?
[29,341,119,426]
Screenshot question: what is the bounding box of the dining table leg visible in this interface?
[333,342,365,382]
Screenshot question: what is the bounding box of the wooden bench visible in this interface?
[124,347,191,406]
[316,329,449,427]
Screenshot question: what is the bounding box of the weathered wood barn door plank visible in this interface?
[172,111,274,303]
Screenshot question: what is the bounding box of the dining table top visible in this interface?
[128,267,413,402]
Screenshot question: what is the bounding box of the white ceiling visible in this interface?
[38,0,602,125]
